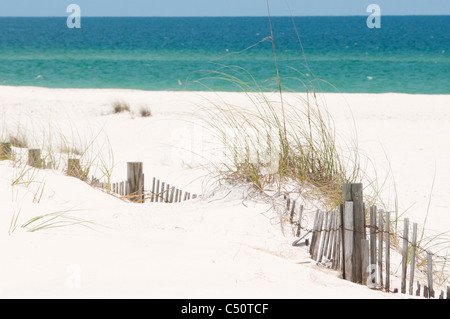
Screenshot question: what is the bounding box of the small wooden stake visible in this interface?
[28,149,42,168]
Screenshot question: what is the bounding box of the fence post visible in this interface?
[28,149,42,168]
[127,162,144,203]
[401,218,409,294]
[343,183,364,284]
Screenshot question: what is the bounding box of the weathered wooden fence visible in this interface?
[0,146,199,205]
[95,162,199,204]
[288,182,449,299]
[298,184,450,299]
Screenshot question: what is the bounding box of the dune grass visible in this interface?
[111,100,131,114]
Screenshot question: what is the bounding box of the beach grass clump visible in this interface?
[196,69,360,207]
[139,106,152,117]
[111,100,131,114]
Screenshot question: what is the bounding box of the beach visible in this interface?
[0,85,448,298]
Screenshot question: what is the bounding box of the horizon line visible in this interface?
[0,14,449,18]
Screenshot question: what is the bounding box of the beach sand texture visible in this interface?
[0,86,449,298]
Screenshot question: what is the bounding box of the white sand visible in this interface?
[0,86,448,298]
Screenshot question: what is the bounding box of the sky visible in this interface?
[0,0,449,17]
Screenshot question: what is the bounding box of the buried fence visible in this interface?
[94,162,199,204]
[0,144,199,204]
[286,182,450,299]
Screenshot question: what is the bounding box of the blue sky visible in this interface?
[1,0,449,17]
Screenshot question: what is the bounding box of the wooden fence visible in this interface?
[94,162,199,204]
[287,182,449,299]
[0,144,199,205]
[3,144,448,298]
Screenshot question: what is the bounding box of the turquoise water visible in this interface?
[0,16,449,93]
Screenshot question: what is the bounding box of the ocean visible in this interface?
[0,16,448,94]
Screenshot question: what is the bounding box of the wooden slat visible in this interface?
[309,209,320,256]
[155,180,160,202]
[151,177,156,202]
[401,218,409,294]
[378,208,384,289]
[370,205,377,270]
[169,187,175,203]
[361,239,370,285]
[322,211,332,261]
[326,211,336,260]
[427,251,434,298]
[165,184,170,203]
[160,182,165,203]
[339,203,344,274]
[409,222,418,295]
[313,211,324,261]
[296,205,303,237]
[343,201,355,283]
[385,211,391,292]
[289,199,296,223]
